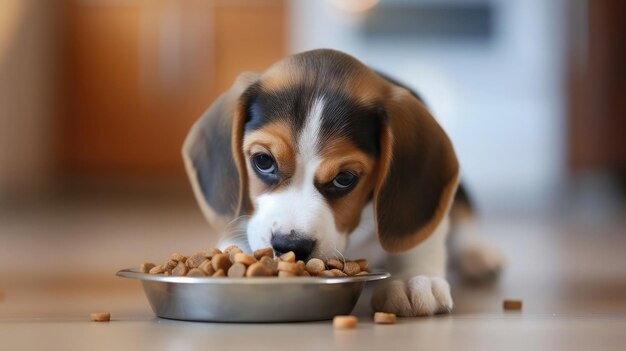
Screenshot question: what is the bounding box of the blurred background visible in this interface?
[0,0,624,317]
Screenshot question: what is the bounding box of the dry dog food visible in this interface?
[326,259,344,270]
[187,252,208,268]
[187,268,205,277]
[305,258,325,275]
[141,245,369,278]
[90,312,111,322]
[253,248,273,260]
[374,312,397,324]
[503,299,523,311]
[333,315,358,329]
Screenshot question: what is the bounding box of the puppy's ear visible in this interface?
[182,72,259,231]
[374,87,460,253]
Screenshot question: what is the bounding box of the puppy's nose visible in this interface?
[271,230,315,261]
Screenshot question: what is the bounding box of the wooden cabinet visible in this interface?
[61,0,286,179]
[568,0,626,175]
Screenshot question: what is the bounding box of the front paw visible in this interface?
[371,276,453,317]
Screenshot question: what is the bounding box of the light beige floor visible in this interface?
[1,191,625,350]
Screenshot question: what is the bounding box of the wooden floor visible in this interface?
[1,191,625,350]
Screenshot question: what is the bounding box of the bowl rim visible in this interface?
[116,268,390,285]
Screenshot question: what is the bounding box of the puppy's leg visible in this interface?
[371,216,453,316]
[449,187,503,282]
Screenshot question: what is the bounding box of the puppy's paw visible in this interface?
[458,244,504,282]
[371,276,453,317]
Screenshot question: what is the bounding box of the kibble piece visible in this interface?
[90,312,110,322]
[170,252,186,262]
[227,262,247,277]
[326,259,344,271]
[212,269,226,277]
[253,247,274,260]
[319,270,336,277]
[211,253,233,272]
[330,269,347,277]
[199,260,215,275]
[140,262,156,273]
[234,253,257,266]
[277,261,298,273]
[164,270,171,276]
[246,262,272,277]
[187,252,207,268]
[296,260,306,271]
[280,251,296,263]
[224,246,243,262]
[172,261,188,276]
[206,247,222,259]
[355,271,369,276]
[503,299,523,311]
[343,261,361,276]
[374,312,396,324]
[223,245,242,254]
[333,315,358,329]
[300,270,311,276]
[305,258,325,275]
[278,270,296,277]
[355,259,368,271]
[187,268,206,277]
[271,258,281,273]
[149,265,165,274]
[354,258,369,271]
[165,259,178,270]
[259,256,274,270]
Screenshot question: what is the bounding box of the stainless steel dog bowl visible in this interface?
[117,269,389,322]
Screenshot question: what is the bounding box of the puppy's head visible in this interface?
[184,49,459,260]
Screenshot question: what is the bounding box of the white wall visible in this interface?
[288,0,566,214]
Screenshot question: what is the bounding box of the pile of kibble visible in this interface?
[140,245,369,278]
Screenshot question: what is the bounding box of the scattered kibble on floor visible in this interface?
[503,299,523,311]
[374,312,397,324]
[90,312,111,322]
[333,315,358,329]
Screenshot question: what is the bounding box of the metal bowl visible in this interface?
[116,269,389,322]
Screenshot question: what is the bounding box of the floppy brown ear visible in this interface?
[182,72,259,232]
[374,87,460,253]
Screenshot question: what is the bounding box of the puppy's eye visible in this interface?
[332,171,357,189]
[252,153,276,174]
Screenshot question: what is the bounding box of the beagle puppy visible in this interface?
[183,49,503,316]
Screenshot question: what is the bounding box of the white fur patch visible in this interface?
[298,96,324,159]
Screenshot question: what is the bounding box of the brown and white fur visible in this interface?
[182,49,503,317]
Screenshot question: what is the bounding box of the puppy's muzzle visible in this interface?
[270,230,316,261]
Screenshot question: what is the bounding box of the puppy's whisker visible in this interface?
[223,234,247,241]
[222,231,248,240]
[224,228,248,234]
[331,242,346,265]
[223,215,251,233]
